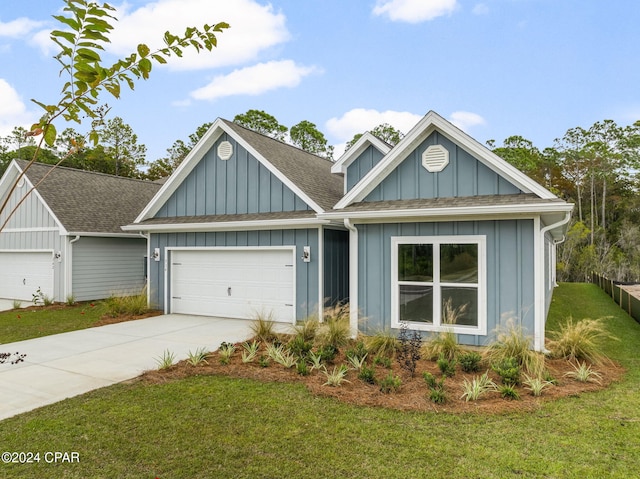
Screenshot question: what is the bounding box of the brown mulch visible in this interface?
[140,342,625,414]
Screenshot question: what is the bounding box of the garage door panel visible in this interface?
[170,249,295,322]
[0,252,54,301]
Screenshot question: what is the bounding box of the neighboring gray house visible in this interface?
[0,160,161,302]
[126,111,572,351]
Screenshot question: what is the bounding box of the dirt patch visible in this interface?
[140,341,624,414]
[93,310,163,326]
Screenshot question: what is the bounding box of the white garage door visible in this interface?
[170,248,295,322]
[0,251,54,301]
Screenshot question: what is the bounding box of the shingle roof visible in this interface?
[16,160,161,234]
[222,120,344,211]
[138,210,317,226]
[335,194,568,213]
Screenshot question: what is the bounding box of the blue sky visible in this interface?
[1,0,639,163]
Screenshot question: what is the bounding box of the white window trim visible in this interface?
[391,235,487,335]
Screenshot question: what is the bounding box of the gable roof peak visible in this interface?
[334,110,558,209]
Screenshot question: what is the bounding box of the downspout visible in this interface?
[66,235,80,300]
[534,212,571,351]
[138,231,151,307]
[344,218,359,338]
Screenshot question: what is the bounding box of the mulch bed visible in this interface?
[140,341,625,414]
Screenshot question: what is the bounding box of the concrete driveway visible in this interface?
[0,314,260,421]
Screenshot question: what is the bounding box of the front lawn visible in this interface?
[0,302,107,344]
[0,283,638,478]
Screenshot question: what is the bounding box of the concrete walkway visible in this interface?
[0,315,260,421]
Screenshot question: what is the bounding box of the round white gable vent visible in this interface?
[422,145,449,173]
[217,140,233,160]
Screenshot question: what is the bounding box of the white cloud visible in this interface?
[190,60,318,101]
[108,0,290,70]
[472,3,490,15]
[0,17,46,38]
[326,108,423,142]
[0,79,35,137]
[448,111,486,131]
[372,0,458,23]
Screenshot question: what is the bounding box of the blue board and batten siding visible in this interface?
[357,219,536,346]
[346,145,386,192]
[155,133,310,218]
[363,131,523,202]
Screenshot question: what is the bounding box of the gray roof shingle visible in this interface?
[222,120,344,211]
[16,160,161,234]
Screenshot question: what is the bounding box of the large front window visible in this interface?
[392,236,486,334]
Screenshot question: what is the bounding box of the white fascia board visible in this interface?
[122,217,331,233]
[66,231,144,238]
[4,160,68,235]
[134,119,225,223]
[331,132,392,174]
[335,111,557,209]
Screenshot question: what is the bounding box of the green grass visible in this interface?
[0,283,639,478]
[0,302,108,343]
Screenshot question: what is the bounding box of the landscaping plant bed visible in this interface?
[141,338,624,414]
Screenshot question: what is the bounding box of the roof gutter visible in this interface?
[122,217,333,233]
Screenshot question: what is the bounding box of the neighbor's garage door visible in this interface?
[0,251,54,301]
[170,248,295,322]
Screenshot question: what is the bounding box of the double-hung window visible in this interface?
[391,236,486,335]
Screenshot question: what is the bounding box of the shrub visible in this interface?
[460,372,497,402]
[485,318,544,376]
[373,355,392,368]
[308,350,324,370]
[155,349,176,370]
[12,299,22,309]
[547,316,615,365]
[358,365,376,384]
[396,323,422,377]
[241,340,261,363]
[317,305,351,350]
[498,385,520,400]
[322,364,350,387]
[523,374,554,397]
[258,355,269,368]
[437,354,457,377]
[346,341,368,362]
[564,361,603,383]
[423,371,439,389]
[429,388,447,404]
[317,344,338,363]
[65,295,76,306]
[288,335,313,359]
[379,372,402,393]
[104,289,148,317]
[218,342,236,365]
[250,312,279,342]
[186,347,209,366]
[422,299,465,361]
[347,353,368,370]
[291,317,319,342]
[364,330,399,359]
[459,351,482,373]
[491,357,521,385]
[296,361,310,376]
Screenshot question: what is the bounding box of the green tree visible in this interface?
[0,0,229,232]
[289,120,334,160]
[345,123,404,151]
[145,122,212,180]
[100,117,146,177]
[233,109,287,141]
